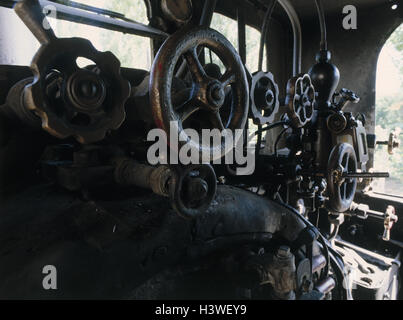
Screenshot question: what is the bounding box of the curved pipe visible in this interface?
[277,0,302,76]
[277,201,351,300]
[257,0,302,76]
[193,186,307,248]
[258,0,277,71]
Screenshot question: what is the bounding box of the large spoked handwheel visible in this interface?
[327,143,358,213]
[150,27,249,162]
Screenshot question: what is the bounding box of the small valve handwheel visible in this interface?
[250,71,280,125]
[285,74,315,128]
[24,37,130,144]
[150,26,249,161]
[327,143,358,213]
[169,164,217,219]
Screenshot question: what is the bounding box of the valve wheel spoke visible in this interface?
[173,87,198,110]
[210,111,226,130]
[178,102,200,122]
[341,183,347,200]
[304,85,312,97]
[220,69,236,87]
[150,27,249,162]
[301,105,307,121]
[342,154,350,173]
[299,80,304,95]
[184,48,207,83]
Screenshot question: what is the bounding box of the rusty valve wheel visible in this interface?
[285,74,315,128]
[169,164,217,219]
[150,26,249,161]
[250,71,280,125]
[24,38,130,144]
[327,143,358,213]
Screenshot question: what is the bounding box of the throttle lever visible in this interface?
[383,206,398,241]
[14,0,57,45]
[334,88,360,110]
[341,172,389,179]
[348,203,398,241]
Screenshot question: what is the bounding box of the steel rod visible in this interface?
[342,172,390,178]
[2,0,168,39]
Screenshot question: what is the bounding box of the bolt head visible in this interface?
[186,177,209,202]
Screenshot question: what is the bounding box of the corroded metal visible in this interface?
[249,71,280,125]
[285,74,315,128]
[14,0,131,144]
[114,158,172,197]
[169,164,217,219]
[327,143,358,213]
[161,0,193,24]
[24,37,130,144]
[149,26,249,162]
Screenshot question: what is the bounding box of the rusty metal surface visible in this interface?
[161,0,193,24]
[4,0,169,39]
[0,0,400,300]
[249,71,280,125]
[285,74,315,128]
[0,184,309,299]
[327,143,358,213]
[315,277,336,295]
[149,26,249,162]
[24,37,130,144]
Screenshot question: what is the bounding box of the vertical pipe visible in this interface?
[314,0,328,52]
[237,8,246,65]
[258,0,277,71]
[277,0,302,76]
[199,0,217,27]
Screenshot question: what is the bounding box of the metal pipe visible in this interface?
[5,0,168,39]
[314,0,328,51]
[315,277,335,295]
[113,158,172,197]
[14,0,57,45]
[277,202,352,299]
[342,172,390,179]
[174,0,217,78]
[237,8,246,65]
[277,0,302,75]
[51,0,126,19]
[312,254,327,273]
[41,0,168,38]
[258,0,277,71]
[199,0,217,27]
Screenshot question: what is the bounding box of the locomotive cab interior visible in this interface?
[0,0,402,300]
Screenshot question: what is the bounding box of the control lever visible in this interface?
[334,88,360,110]
[381,238,403,249]
[376,131,400,155]
[348,203,398,241]
[383,206,398,241]
[341,172,389,179]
